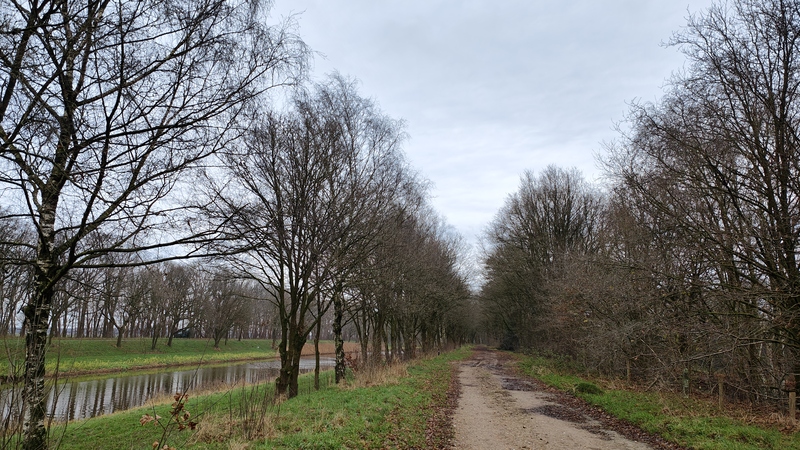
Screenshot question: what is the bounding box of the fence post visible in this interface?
[788,374,797,424]
[715,373,725,410]
[682,368,689,398]
[626,359,631,384]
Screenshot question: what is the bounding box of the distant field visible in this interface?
[0,337,359,377]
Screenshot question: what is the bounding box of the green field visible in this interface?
[0,337,278,377]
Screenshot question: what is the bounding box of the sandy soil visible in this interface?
[451,348,662,450]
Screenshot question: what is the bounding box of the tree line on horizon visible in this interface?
[480,0,800,416]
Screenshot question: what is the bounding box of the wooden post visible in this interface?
[788,374,797,424]
[682,368,689,398]
[626,359,631,384]
[715,373,725,410]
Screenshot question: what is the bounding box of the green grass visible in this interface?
[0,337,277,377]
[517,355,800,450]
[47,347,469,450]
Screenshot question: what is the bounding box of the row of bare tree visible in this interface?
[0,1,472,448]
[206,73,472,396]
[0,258,271,347]
[481,0,800,413]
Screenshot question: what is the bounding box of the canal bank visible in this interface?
[2,356,336,422]
[0,339,360,426]
[33,348,469,450]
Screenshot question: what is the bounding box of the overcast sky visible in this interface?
[270,0,717,251]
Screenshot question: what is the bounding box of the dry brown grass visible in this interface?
[189,411,279,445]
[140,380,253,412]
[188,414,235,444]
[299,342,359,356]
[142,391,182,409]
[226,440,249,450]
[344,361,409,389]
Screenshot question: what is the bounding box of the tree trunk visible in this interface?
[23,211,57,450]
[213,330,224,350]
[333,289,346,384]
[76,298,86,338]
[314,316,321,390]
[276,282,308,400]
[151,329,159,351]
[22,284,52,450]
[403,322,416,360]
[390,319,400,362]
[421,325,429,355]
[359,307,369,364]
[276,330,305,398]
[371,312,384,366]
[115,325,125,348]
[383,322,392,364]
[102,314,113,338]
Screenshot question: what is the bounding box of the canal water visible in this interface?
[2,357,333,422]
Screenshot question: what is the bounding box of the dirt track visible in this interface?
[451,347,681,450]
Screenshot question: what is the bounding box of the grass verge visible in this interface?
[517,355,800,450]
[47,347,469,449]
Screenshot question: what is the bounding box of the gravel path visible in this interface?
[451,347,683,450]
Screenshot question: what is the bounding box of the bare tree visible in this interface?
[345,203,472,364]
[104,266,140,347]
[218,109,341,398]
[213,73,409,396]
[480,166,602,351]
[0,213,32,335]
[602,0,800,404]
[150,262,193,349]
[0,0,306,446]
[308,74,419,382]
[197,270,252,349]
